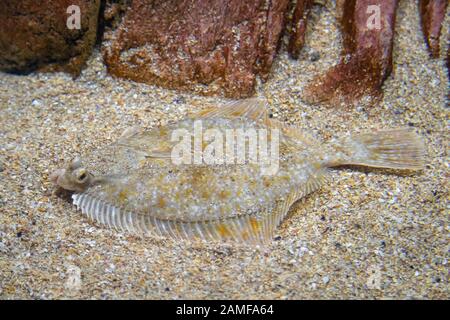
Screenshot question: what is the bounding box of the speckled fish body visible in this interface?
[53,99,425,244]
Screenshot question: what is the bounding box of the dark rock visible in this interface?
[310,51,320,62]
[172,96,186,104]
[102,0,289,98]
[432,277,441,283]
[0,0,100,75]
[393,108,405,115]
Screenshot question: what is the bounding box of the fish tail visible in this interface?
[329,128,426,170]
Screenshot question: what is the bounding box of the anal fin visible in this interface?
[72,169,327,245]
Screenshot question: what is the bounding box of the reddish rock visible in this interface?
[304,0,398,106]
[288,0,313,59]
[419,0,448,58]
[103,0,289,98]
[0,0,100,75]
[447,45,450,83]
[102,0,130,29]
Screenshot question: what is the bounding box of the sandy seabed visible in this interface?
[0,1,448,299]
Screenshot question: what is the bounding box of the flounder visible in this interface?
[51,99,425,244]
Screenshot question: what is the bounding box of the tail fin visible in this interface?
[331,128,425,170]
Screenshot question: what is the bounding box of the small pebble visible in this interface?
[310,51,320,62]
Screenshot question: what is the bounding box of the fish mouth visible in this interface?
[49,168,65,185]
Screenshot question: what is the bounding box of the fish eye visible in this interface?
[69,157,82,170]
[73,168,88,183]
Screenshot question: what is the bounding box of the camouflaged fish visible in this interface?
[51,99,425,244]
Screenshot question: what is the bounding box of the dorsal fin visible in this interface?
[112,125,174,159]
[267,119,318,148]
[117,126,143,143]
[191,98,269,123]
[191,98,318,146]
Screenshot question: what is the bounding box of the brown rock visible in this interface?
[288,0,313,59]
[102,0,130,29]
[447,45,450,80]
[103,0,289,98]
[304,0,398,106]
[0,0,100,76]
[419,0,448,58]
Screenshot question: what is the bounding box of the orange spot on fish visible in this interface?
[201,189,211,199]
[118,190,128,203]
[159,127,168,136]
[249,217,260,233]
[263,177,271,187]
[313,162,322,170]
[157,196,167,208]
[218,189,231,199]
[217,224,231,237]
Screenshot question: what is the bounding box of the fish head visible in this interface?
[50,157,93,192]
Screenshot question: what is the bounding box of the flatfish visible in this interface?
[51,99,425,244]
